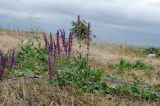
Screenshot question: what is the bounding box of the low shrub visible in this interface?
[110,59,153,73]
[110,84,160,101]
[144,47,160,57]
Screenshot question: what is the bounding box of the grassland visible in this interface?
[0,29,160,106]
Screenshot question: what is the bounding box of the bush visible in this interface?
[144,47,160,56]
[132,60,153,70]
[71,16,95,41]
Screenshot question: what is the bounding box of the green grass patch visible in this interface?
[11,39,48,77]
[109,59,153,74]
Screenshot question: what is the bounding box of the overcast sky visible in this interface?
[0,0,160,47]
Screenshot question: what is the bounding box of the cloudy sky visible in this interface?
[0,0,160,47]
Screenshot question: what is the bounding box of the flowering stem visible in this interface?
[48,53,52,79]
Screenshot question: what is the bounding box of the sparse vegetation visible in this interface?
[110,59,154,73]
[0,16,160,105]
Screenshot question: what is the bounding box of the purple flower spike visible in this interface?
[48,42,53,55]
[64,41,68,55]
[86,22,91,58]
[0,50,3,65]
[49,32,53,54]
[63,29,65,37]
[48,53,53,79]
[0,49,17,80]
[56,30,59,37]
[11,49,16,66]
[77,15,81,38]
[68,32,73,58]
[0,50,3,59]
[43,33,49,51]
[56,30,61,60]
[87,22,91,35]
[60,29,66,48]
[53,42,57,60]
[0,67,4,80]
[60,29,68,55]
[1,56,6,69]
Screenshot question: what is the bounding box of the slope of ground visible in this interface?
[0,31,160,106]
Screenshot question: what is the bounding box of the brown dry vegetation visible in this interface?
[1,77,159,106]
[0,31,160,106]
[74,41,160,85]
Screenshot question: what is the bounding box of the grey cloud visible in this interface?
[0,0,160,47]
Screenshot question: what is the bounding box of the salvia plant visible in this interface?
[60,29,68,55]
[43,16,92,79]
[43,31,73,78]
[60,29,66,49]
[43,32,49,51]
[86,22,91,58]
[56,30,61,60]
[0,49,16,80]
[68,32,73,58]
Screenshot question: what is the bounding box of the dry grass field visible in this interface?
[0,30,160,106]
